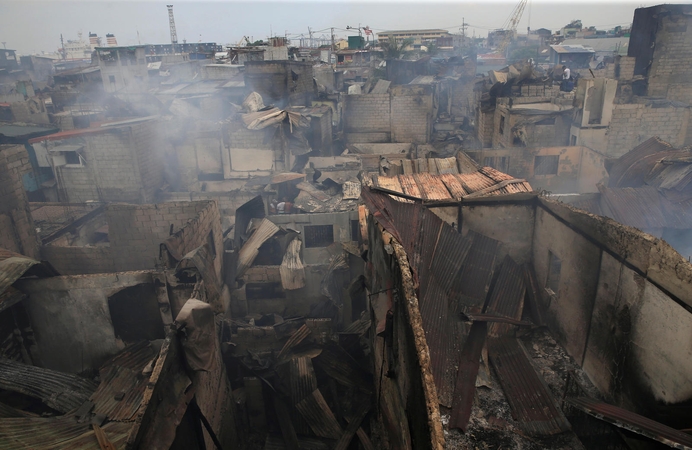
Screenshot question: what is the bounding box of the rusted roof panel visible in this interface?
[484,256,526,337]
[566,396,692,449]
[374,175,404,194]
[398,174,423,198]
[0,358,97,414]
[488,338,571,436]
[413,173,452,201]
[456,171,496,193]
[264,434,330,449]
[435,157,459,174]
[480,166,515,182]
[450,322,487,431]
[90,341,157,422]
[312,342,372,393]
[522,264,546,327]
[439,173,468,199]
[0,417,130,450]
[236,218,280,277]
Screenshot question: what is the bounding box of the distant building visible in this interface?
[95,45,148,93]
[549,44,595,68]
[0,49,19,71]
[377,29,450,45]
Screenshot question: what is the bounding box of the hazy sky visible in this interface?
[0,0,684,55]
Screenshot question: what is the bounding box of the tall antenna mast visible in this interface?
[167,5,178,52]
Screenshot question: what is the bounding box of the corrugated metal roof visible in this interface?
[608,137,674,187]
[0,417,130,450]
[0,124,58,139]
[90,341,157,422]
[295,389,343,439]
[409,75,437,85]
[264,434,330,449]
[488,338,571,436]
[370,79,391,94]
[450,322,487,431]
[565,396,692,449]
[562,37,629,55]
[454,231,499,311]
[0,250,42,310]
[236,218,280,277]
[600,186,691,229]
[484,255,526,337]
[0,358,97,414]
[550,44,596,54]
[372,167,532,203]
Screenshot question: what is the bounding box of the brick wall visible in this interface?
[606,103,690,157]
[0,145,39,258]
[106,201,215,271]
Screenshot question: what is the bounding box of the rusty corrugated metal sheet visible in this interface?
[608,137,674,187]
[484,256,526,337]
[398,174,423,198]
[0,417,130,450]
[566,396,692,449]
[312,343,372,393]
[90,341,157,422]
[413,173,451,201]
[522,264,546,327]
[264,434,330,449]
[237,218,280,277]
[0,286,25,315]
[295,389,343,439]
[439,173,468,200]
[434,157,459,174]
[453,231,499,311]
[456,172,496,193]
[288,356,318,436]
[0,358,97,414]
[450,322,487,431]
[488,338,571,436]
[480,166,515,182]
[0,250,40,304]
[373,175,405,195]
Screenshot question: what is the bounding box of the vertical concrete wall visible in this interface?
[15,271,156,373]
[0,145,39,258]
[343,93,391,143]
[244,61,314,107]
[646,11,692,105]
[390,84,433,144]
[55,120,164,203]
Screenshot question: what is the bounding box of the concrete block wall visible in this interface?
[159,190,258,225]
[244,61,314,107]
[55,120,163,204]
[391,85,433,144]
[106,201,214,271]
[451,78,477,119]
[41,245,115,275]
[343,86,434,144]
[9,100,50,125]
[0,145,39,258]
[56,166,100,203]
[344,93,391,134]
[647,13,692,104]
[605,103,690,157]
[477,108,494,148]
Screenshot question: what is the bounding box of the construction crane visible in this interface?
[495,0,528,56]
[167,5,178,47]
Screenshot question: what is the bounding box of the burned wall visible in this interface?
[107,201,220,273]
[244,61,314,107]
[0,145,39,258]
[533,198,692,422]
[466,146,607,194]
[367,215,444,450]
[604,102,690,158]
[344,93,391,143]
[14,271,159,373]
[53,120,163,203]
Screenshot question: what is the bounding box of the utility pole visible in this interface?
[331,27,335,51]
[60,34,66,60]
[1,42,6,50]
[308,27,313,48]
[461,17,468,49]
[167,5,178,53]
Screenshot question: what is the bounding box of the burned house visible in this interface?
[566,137,692,258]
[28,116,163,204]
[362,185,692,449]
